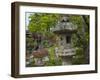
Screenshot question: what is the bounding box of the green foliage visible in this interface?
[47,46,57,66]
[46,46,62,66]
[28,13,60,35]
[69,15,89,64]
[72,48,85,64]
[26,37,34,52]
[26,59,35,67]
[27,13,60,51]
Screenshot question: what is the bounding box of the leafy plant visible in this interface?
[69,15,90,64]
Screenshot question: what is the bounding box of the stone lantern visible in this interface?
[52,15,77,65]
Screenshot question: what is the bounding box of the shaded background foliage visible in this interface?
[69,15,89,64]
